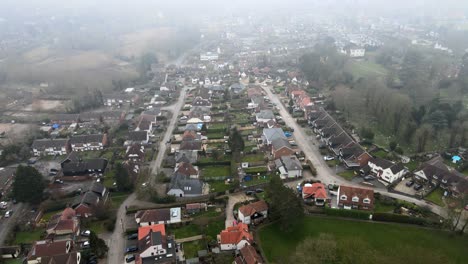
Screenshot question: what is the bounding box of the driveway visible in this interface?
[225,193,254,228]
[261,85,447,218]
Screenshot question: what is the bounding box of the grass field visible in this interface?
[204,220,225,241]
[202,166,231,178]
[171,224,201,239]
[15,229,44,244]
[208,181,232,193]
[259,217,468,264]
[183,240,205,259]
[337,170,356,180]
[425,188,445,206]
[345,60,389,79]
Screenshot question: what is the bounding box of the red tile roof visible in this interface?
[219,223,253,245]
[28,240,71,260]
[138,224,166,240]
[239,245,263,264]
[302,183,327,199]
[338,185,374,209]
[175,162,198,176]
[238,201,268,217]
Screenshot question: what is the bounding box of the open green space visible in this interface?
[202,166,231,178]
[337,170,356,180]
[183,240,205,259]
[14,229,44,244]
[373,200,396,213]
[171,224,201,239]
[425,188,445,206]
[259,216,468,264]
[345,60,389,79]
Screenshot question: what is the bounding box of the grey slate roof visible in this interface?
[263,128,286,142]
[275,156,302,171]
[256,109,274,120]
[169,173,203,196]
[32,139,68,150]
[271,138,292,150]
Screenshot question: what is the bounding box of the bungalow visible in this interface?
[61,153,108,176]
[366,158,406,183]
[262,128,286,145]
[337,185,374,211]
[72,183,107,217]
[175,162,199,178]
[182,130,202,141]
[274,156,303,179]
[339,143,372,168]
[328,132,354,155]
[167,173,204,197]
[218,223,253,251]
[32,139,69,156]
[136,224,176,263]
[192,96,212,108]
[135,208,181,226]
[302,183,327,206]
[234,245,263,264]
[69,134,107,152]
[271,138,295,159]
[46,207,80,237]
[125,143,145,162]
[238,200,268,225]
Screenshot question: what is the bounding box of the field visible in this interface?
[345,60,389,79]
[0,123,33,144]
[259,217,468,264]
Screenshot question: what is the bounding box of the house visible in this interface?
[136,224,176,263]
[72,183,107,218]
[179,141,203,151]
[40,252,81,264]
[255,110,275,124]
[135,208,181,226]
[366,158,406,183]
[262,128,286,145]
[337,185,374,211]
[271,138,295,159]
[32,139,69,156]
[238,200,268,225]
[69,134,107,152]
[167,173,204,197]
[175,151,198,164]
[175,162,199,178]
[191,97,212,108]
[46,207,80,237]
[0,167,15,197]
[230,83,245,94]
[126,131,150,145]
[185,203,207,214]
[0,246,20,259]
[182,130,202,141]
[234,245,263,264]
[339,142,372,168]
[274,156,303,179]
[302,183,327,206]
[218,223,253,251]
[126,143,145,162]
[61,153,108,176]
[27,240,75,264]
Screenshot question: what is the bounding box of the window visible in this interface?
[363,198,370,204]
[340,195,347,201]
[352,196,359,202]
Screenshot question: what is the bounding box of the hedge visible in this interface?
[372,212,442,228]
[324,207,371,220]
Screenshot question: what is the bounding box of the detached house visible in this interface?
[32,139,69,156]
[271,138,295,159]
[27,240,79,264]
[136,224,176,263]
[366,158,406,183]
[218,223,253,251]
[302,183,327,206]
[72,182,107,217]
[69,134,107,152]
[337,185,374,211]
[255,110,275,124]
[135,208,181,226]
[46,207,80,237]
[235,245,263,264]
[274,156,303,179]
[238,200,268,225]
[262,128,286,145]
[167,173,204,197]
[175,162,199,179]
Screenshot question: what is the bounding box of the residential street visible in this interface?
[0,203,27,246]
[261,85,448,218]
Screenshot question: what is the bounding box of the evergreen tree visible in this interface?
[114,163,132,192]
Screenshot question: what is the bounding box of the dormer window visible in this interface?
[352,196,359,202]
[340,195,347,201]
[363,198,370,204]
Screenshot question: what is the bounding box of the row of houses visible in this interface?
[32,134,108,156]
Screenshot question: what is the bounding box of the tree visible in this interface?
[211,149,223,161]
[360,127,375,141]
[89,231,108,258]
[12,166,45,204]
[114,163,132,192]
[228,128,244,154]
[389,141,397,152]
[266,175,304,232]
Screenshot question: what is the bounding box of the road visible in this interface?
[0,203,27,246]
[261,85,447,217]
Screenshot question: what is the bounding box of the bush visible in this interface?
[104,219,116,232]
[324,207,371,220]
[372,212,441,228]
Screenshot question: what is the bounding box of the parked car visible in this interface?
[4,210,12,218]
[245,191,255,196]
[50,168,59,172]
[82,241,90,249]
[0,201,7,209]
[125,246,138,253]
[126,255,136,263]
[127,233,138,240]
[49,172,57,176]
[323,156,335,161]
[364,175,375,181]
[54,179,64,184]
[255,188,264,193]
[81,230,91,237]
[413,184,423,191]
[406,180,415,187]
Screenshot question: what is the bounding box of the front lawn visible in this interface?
[202,166,231,178]
[259,216,468,263]
[183,240,205,259]
[110,194,130,209]
[171,224,201,239]
[425,188,445,206]
[337,170,356,180]
[14,229,44,244]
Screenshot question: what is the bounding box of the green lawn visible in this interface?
[206,132,226,139]
[208,181,232,193]
[244,166,268,174]
[202,166,231,178]
[372,149,388,159]
[345,60,389,79]
[204,220,225,241]
[425,188,445,206]
[259,217,468,263]
[244,175,271,187]
[15,229,44,244]
[183,240,205,259]
[111,194,129,209]
[86,220,107,234]
[5,259,23,264]
[209,123,227,130]
[241,153,265,163]
[171,224,201,239]
[337,170,356,180]
[41,209,63,222]
[373,200,396,213]
[326,159,340,167]
[192,208,223,218]
[405,160,421,171]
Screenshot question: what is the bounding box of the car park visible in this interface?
[125,246,138,253]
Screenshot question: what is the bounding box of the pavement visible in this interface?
[261,85,448,218]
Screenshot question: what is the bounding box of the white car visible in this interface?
[323,156,335,161]
[0,201,7,209]
[4,210,12,218]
